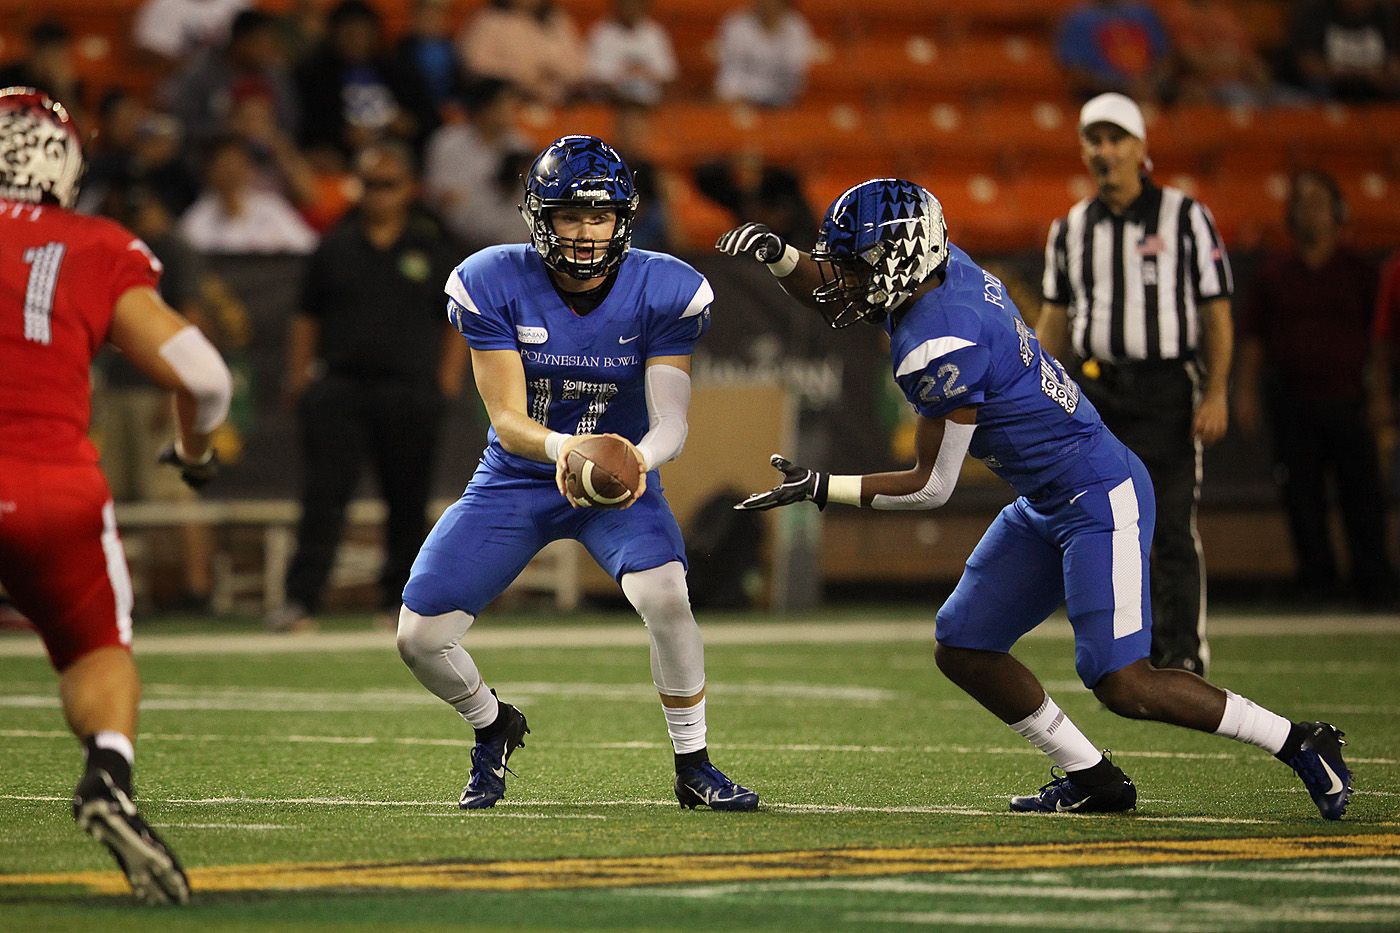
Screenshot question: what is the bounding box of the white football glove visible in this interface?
[716,223,787,264]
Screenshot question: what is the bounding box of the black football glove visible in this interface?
[715,223,787,264]
[157,441,219,491]
[735,454,828,511]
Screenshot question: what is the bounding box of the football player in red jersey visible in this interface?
[0,88,233,905]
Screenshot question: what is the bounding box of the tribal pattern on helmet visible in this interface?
[810,178,947,328]
[521,135,638,281]
[0,87,83,209]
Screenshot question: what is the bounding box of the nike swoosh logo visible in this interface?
[1055,797,1088,812]
[619,334,640,344]
[1069,490,1087,504]
[1319,758,1344,795]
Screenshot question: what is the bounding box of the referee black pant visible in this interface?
[286,374,444,615]
[1076,359,1207,673]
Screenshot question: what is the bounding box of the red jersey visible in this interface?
[0,199,161,463]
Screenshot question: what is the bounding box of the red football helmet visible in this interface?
[0,86,84,208]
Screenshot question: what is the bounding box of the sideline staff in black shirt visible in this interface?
[271,139,467,632]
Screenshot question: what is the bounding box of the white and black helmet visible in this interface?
[0,87,83,209]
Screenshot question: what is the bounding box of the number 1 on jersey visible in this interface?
[21,241,67,346]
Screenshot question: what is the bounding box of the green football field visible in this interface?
[1,608,1397,932]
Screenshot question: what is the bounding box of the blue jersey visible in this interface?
[446,244,712,480]
[888,244,1107,497]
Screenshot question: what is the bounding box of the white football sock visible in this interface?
[1008,695,1104,772]
[663,698,708,754]
[1214,690,1292,754]
[91,730,135,765]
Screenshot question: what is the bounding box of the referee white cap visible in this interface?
[1078,92,1147,141]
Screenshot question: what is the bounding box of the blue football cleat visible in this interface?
[1286,722,1351,820]
[674,762,759,811]
[1009,769,1137,813]
[459,701,529,810]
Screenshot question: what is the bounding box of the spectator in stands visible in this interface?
[132,0,251,67]
[226,85,318,210]
[275,0,327,67]
[1162,0,1276,106]
[1055,0,1173,103]
[94,184,219,614]
[165,8,299,147]
[713,0,815,108]
[180,135,318,255]
[129,114,204,218]
[0,20,85,119]
[1282,0,1400,101]
[694,146,817,249]
[76,91,149,216]
[1235,169,1397,608]
[269,141,466,633]
[295,0,440,158]
[78,104,203,220]
[611,101,677,250]
[456,0,587,105]
[422,77,531,254]
[587,0,678,107]
[396,0,466,110]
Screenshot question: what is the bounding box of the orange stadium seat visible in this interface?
[808,35,978,100]
[973,100,1086,176]
[749,101,874,170]
[907,171,1034,253]
[875,102,1003,176]
[944,36,1067,102]
[1338,171,1400,249]
[1207,170,1290,251]
[669,171,739,250]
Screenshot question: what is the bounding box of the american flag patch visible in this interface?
[1136,235,1163,256]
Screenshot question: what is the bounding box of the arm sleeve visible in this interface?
[634,363,690,471]
[870,419,976,511]
[158,324,233,433]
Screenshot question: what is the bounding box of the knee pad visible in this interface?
[396,605,475,667]
[622,562,705,697]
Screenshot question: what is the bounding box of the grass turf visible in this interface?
[0,608,1396,932]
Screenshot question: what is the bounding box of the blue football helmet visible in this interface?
[521,135,639,281]
[810,178,948,328]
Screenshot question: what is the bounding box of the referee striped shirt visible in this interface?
[1042,177,1233,362]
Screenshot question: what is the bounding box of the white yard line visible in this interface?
[2,615,1398,659]
[3,728,1395,766]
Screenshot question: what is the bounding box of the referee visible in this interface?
[1037,93,1233,677]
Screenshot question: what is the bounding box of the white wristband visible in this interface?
[544,431,568,463]
[826,474,862,507]
[765,244,799,278]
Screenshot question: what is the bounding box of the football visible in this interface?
[564,435,642,508]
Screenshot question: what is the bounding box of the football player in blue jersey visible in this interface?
[396,135,758,812]
[718,178,1352,819]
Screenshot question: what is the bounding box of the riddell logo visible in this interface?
[574,190,609,198]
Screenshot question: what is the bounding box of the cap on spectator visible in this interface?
[1078,93,1146,141]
